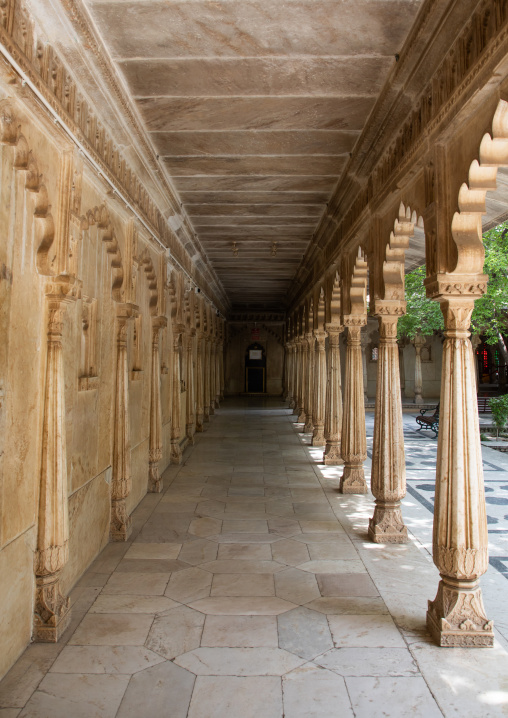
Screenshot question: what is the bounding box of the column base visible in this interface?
[33,573,71,642]
[312,427,326,447]
[368,501,408,543]
[288,398,295,410]
[196,414,204,432]
[170,441,183,465]
[110,498,132,541]
[323,444,342,465]
[209,404,215,416]
[304,418,314,434]
[339,464,368,494]
[426,577,494,647]
[414,393,423,404]
[203,408,210,423]
[148,462,163,493]
[297,410,306,423]
[186,424,196,445]
[214,398,220,409]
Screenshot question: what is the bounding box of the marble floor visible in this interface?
[1,398,508,717]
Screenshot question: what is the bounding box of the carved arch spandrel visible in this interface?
[317,287,326,331]
[330,271,341,323]
[137,247,159,316]
[343,247,368,320]
[431,99,508,294]
[80,204,124,302]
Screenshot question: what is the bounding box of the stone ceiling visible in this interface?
[82,0,424,309]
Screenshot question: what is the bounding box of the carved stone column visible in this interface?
[215,340,221,408]
[186,330,196,444]
[203,337,211,422]
[340,320,368,493]
[34,276,79,642]
[323,324,343,465]
[297,340,307,423]
[111,302,137,540]
[196,332,204,431]
[288,342,295,409]
[170,330,183,464]
[304,333,314,433]
[219,340,225,401]
[426,296,494,646]
[471,333,481,391]
[148,316,167,493]
[208,339,215,416]
[369,306,408,543]
[361,330,369,402]
[413,332,426,404]
[399,342,406,397]
[312,330,327,446]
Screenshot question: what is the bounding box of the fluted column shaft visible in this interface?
[340,321,367,493]
[413,333,426,404]
[293,342,301,416]
[323,324,343,465]
[196,333,204,431]
[111,303,136,539]
[426,297,493,647]
[219,340,225,400]
[312,330,327,446]
[203,338,211,422]
[288,343,296,409]
[208,339,215,416]
[34,277,79,641]
[215,340,221,408]
[369,309,408,542]
[304,332,314,433]
[361,331,369,402]
[148,317,166,493]
[186,331,196,443]
[170,332,183,464]
[297,340,306,422]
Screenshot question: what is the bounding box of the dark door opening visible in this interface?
[245,342,266,393]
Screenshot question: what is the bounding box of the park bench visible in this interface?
[416,404,439,438]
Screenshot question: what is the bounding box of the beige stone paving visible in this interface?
[3,399,508,716]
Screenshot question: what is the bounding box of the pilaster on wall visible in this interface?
[111,302,138,541]
[148,315,167,493]
[34,275,80,642]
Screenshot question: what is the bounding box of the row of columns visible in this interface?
[284,298,493,647]
[35,281,225,642]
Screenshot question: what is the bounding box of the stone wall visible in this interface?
[0,87,224,678]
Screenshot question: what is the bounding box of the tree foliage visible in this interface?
[397,221,508,344]
[470,222,508,344]
[397,265,443,340]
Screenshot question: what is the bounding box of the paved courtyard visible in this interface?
[1,398,508,717]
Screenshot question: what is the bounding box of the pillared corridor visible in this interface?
[2,398,508,718]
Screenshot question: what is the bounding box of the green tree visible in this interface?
[397,265,443,340]
[470,222,508,352]
[397,221,508,351]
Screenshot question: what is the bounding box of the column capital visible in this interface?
[314,329,327,345]
[424,273,488,301]
[343,314,366,328]
[412,332,427,351]
[45,274,81,303]
[372,299,406,317]
[325,322,343,336]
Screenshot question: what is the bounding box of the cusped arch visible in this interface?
[81,204,124,301]
[137,247,159,315]
[452,99,508,277]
